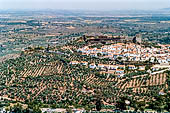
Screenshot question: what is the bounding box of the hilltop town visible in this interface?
[0,34,169,112]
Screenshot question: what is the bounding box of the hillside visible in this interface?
[0,44,169,112]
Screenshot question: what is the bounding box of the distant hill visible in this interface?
[161,8,170,11]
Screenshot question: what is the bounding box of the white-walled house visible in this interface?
[128,65,136,70]
[89,63,97,69]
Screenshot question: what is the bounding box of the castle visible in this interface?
[82,34,142,44]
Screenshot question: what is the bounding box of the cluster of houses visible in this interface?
[70,61,146,76]
[41,108,85,113]
[77,43,170,64]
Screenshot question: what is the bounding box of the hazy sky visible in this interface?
[0,0,169,10]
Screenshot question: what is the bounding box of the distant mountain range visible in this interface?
[161,8,170,10]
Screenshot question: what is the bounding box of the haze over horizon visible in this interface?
[0,0,169,11]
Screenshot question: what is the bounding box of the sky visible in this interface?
[0,0,169,10]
